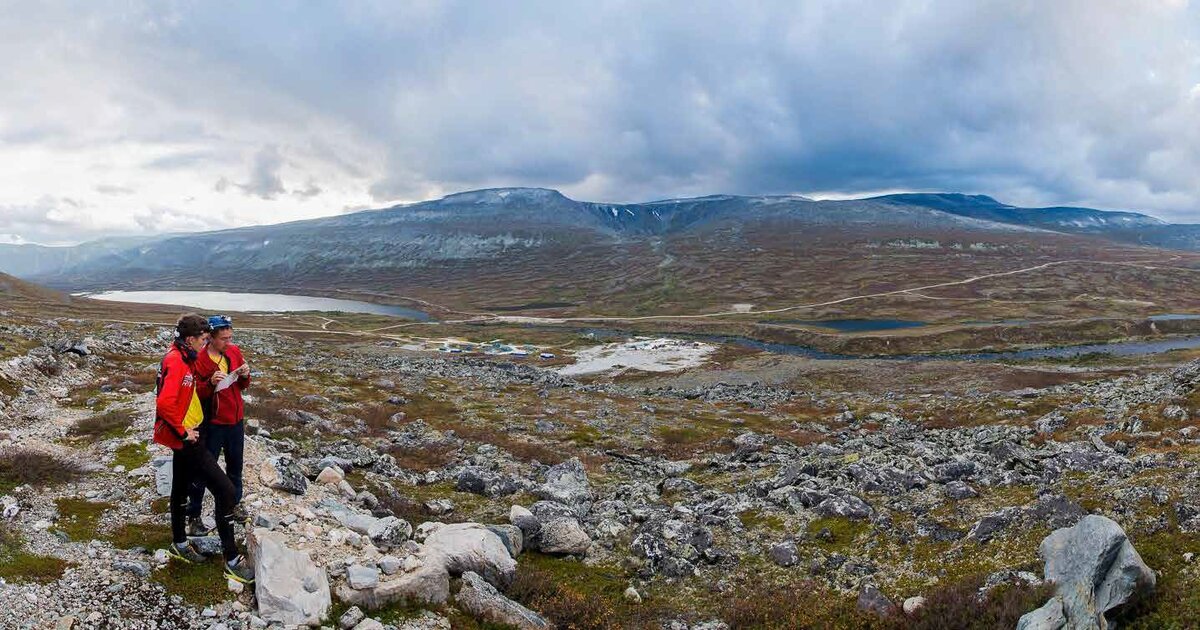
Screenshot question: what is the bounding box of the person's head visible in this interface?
[175,313,211,354]
[207,315,234,352]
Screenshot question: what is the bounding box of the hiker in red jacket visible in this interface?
[154,313,253,584]
[187,314,251,530]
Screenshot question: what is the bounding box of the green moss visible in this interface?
[113,442,151,470]
[154,557,230,607]
[106,521,173,551]
[150,496,171,514]
[806,516,871,552]
[54,498,114,542]
[0,525,70,584]
[1108,529,1200,628]
[738,509,787,532]
[564,425,602,446]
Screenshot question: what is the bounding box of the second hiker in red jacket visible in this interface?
[188,314,251,530]
[154,313,253,585]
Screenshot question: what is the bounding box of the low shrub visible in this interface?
[0,448,86,494]
[68,410,131,439]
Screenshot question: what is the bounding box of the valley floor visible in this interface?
[2,305,1199,629]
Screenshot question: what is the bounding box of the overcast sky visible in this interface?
[2,0,1199,245]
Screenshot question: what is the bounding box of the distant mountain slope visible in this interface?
[23,187,1043,290]
[0,235,164,278]
[4,186,1185,317]
[872,193,1166,231]
[0,271,72,304]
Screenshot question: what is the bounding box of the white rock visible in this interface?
[316,466,344,485]
[902,596,926,614]
[249,527,331,626]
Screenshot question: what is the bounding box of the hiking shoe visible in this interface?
[186,516,214,537]
[166,541,206,564]
[224,555,255,585]
[230,503,249,522]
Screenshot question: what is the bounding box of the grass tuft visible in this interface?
[68,410,132,440]
[0,448,86,494]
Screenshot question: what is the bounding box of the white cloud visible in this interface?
[0,0,1198,244]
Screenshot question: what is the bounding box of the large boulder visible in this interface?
[534,458,591,507]
[424,523,518,588]
[250,528,331,626]
[336,522,517,610]
[259,455,308,495]
[336,559,451,608]
[1017,515,1155,630]
[456,571,552,629]
[537,518,591,556]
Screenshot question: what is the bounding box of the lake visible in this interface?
[83,290,432,320]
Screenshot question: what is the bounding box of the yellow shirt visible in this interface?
[183,386,204,430]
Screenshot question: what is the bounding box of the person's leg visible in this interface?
[193,444,239,561]
[185,425,220,519]
[169,446,195,544]
[225,422,245,505]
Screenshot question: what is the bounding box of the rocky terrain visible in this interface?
[2,309,1199,629]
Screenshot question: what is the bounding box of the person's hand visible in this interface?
[236,363,250,377]
[185,428,199,442]
[211,370,228,385]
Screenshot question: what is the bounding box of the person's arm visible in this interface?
[155,355,189,439]
[234,347,251,391]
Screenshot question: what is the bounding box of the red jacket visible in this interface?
[153,344,200,450]
[194,343,250,425]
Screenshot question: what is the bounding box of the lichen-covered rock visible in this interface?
[368,516,413,549]
[534,457,591,507]
[537,518,591,556]
[456,571,552,629]
[259,455,308,495]
[1017,515,1155,630]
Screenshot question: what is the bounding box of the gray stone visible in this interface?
[943,480,978,500]
[456,467,518,497]
[815,494,873,520]
[259,455,308,495]
[113,560,149,578]
[1016,596,1066,630]
[456,571,551,629]
[425,498,454,515]
[379,555,402,575]
[250,527,331,626]
[486,524,524,558]
[537,518,591,555]
[423,522,518,588]
[348,564,380,590]
[338,606,365,630]
[368,516,413,549]
[534,457,592,506]
[1017,515,1155,630]
[769,541,798,567]
[352,619,385,630]
[1035,411,1068,435]
[254,513,281,529]
[192,536,223,557]
[152,456,173,497]
[856,584,895,617]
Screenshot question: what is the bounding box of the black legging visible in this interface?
[170,440,238,561]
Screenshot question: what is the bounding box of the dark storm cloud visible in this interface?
[3,0,1200,246]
